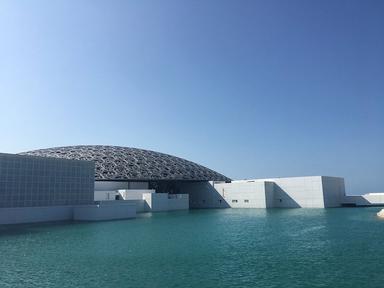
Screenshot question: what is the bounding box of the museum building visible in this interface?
[0,145,376,225]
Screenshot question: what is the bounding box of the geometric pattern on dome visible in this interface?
[19,145,230,182]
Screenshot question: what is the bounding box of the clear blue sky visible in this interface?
[0,0,383,195]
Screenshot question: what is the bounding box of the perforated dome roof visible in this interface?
[20,145,230,182]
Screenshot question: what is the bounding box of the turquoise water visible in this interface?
[0,208,383,288]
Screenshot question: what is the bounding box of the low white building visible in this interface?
[6,145,381,225]
[185,176,346,208]
[93,184,189,213]
[343,193,384,206]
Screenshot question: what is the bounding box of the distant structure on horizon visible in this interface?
[0,145,382,225]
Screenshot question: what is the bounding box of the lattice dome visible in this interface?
[20,145,230,182]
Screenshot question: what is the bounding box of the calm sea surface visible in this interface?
[0,208,383,288]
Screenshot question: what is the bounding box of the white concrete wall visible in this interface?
[0,206,74,225]
[361,193,384,205]
[168,194,190,210]
[125,199,146,212]
[233,176,344,208]
[183,177,345,209]
[95,188,188,213]
[0,202,138,225]
[118,189,155,200]
[213,181,274,208]
[177,181,229,209]
[143,193,167,212]
[94,190,116,201]
[322,176,346,207]
[143,193,189,212]
[265,182,275,208]
[73,202,136,221]
[269,177,325,208]
[344,193,384,206]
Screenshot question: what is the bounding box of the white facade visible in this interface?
[91,176,348,212]
[0,206,74,225]
[94,190,117,201]
[185,176,345,208]
[0,203,137,225]
[213,181,274,208]
[143,193,189,212]
[343,193,384,206]
[118,189,155,200]
[73,202,136,221]
[248,176,345,208]
[100,188,189,213]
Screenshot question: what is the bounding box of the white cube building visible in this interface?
[186,176,345,208]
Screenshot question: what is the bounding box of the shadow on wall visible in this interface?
[272,184,301,208]
[322,177,345,208]
[206,182,231,208]
[185,182,230,209]
[186,181,302,209]
[342,195,373,207]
